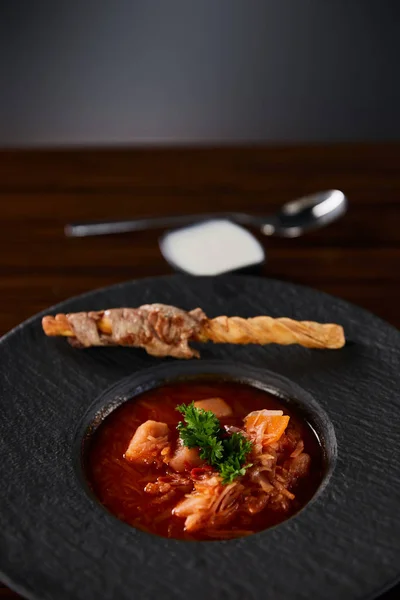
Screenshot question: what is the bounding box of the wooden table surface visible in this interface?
[1,145,399,599]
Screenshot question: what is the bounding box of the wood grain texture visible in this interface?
[1,145,400,599]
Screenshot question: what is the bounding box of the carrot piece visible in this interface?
[244,410,290,445]
[263,415,290,444]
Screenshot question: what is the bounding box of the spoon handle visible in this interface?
[65,212,255,237]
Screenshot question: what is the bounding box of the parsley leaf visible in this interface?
[176,402,223,465]
[219,432,253,484]
[176,402,252,484]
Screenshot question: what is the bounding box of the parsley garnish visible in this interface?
[219,432,253,484]
[176,402,253,484]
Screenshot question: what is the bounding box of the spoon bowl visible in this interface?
[261,189,348,237]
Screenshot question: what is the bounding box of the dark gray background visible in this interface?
[0,0,399,146]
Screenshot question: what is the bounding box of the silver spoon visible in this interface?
[65,189,347,238]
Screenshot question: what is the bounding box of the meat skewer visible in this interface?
[42,303,345,359]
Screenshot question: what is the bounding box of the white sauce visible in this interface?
[160,219,265,275]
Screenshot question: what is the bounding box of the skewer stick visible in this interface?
[42,309,345,350]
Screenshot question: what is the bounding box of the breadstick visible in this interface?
[203,316,344,349]
[42,313,111,337]
[42,304,344,358]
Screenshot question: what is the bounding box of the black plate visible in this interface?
[1,275,400,600]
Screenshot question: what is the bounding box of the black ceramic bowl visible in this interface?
[75,360,336,526]
[0,275,400,600]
